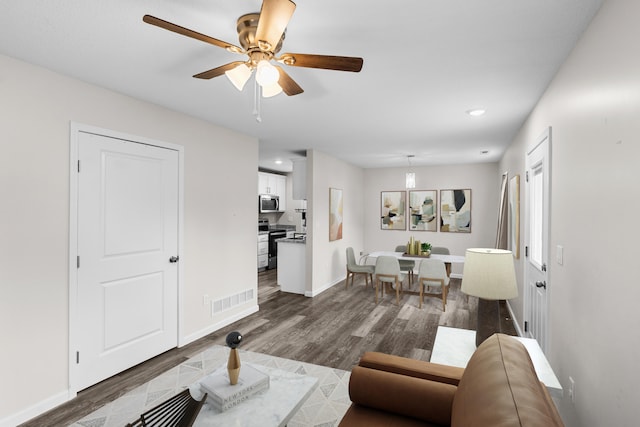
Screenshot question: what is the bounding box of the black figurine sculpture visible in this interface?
[226,331,243,385]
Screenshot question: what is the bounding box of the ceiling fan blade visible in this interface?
[279,53,363,72]
[276,66,304,96]
[255,0,296,52]
[193,61,247,79]
[143,15,244,53]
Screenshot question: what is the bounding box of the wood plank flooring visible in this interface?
[20,269,516,426]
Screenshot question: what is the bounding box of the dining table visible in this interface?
[364,251,465,297]
[365,251,465,277]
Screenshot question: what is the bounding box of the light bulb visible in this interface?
[255,60,279,87]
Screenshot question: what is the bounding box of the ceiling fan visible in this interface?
[143,0,364,98]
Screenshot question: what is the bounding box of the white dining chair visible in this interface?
[345,247,375,288]
[417,258,450,311]
[374,256,405,305]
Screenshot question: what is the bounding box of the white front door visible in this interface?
[75,130,179,390]
[524,128,551,352]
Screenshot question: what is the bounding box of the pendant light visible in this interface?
[406,155,416,189]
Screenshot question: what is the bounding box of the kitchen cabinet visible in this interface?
[258,233,269,270]
[277,239,306,295]
[258,172,286,212]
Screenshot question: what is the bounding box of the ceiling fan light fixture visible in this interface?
[261,81,283,98]
[255,60,279,86]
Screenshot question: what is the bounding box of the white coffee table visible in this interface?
[191,363,318,426]
[430,326,563,398]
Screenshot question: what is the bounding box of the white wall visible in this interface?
[0,54,258,424]
[363,163,501,276]
[307,150,365,295]
[499,1,640,425]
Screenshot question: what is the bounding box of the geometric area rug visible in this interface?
[69,345,352,427]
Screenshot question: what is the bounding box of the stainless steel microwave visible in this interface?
[259,194,280,213]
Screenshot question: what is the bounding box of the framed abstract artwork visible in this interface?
[381,191,406,230]
[329,188,343,241]
[408,190,437,231]
[440,189,471,233]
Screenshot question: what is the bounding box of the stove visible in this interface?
[258,219,287,269]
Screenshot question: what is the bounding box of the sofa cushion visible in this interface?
[451,334,563,427]
[349,365,456,426]
[359,351,464,386]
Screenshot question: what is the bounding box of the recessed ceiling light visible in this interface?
[467,109,486,117]
[274,160,283,165]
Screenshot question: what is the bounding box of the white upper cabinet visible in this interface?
[258,172,286,211]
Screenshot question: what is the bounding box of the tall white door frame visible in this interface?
[523,127,551,352]
[68,122,185,396]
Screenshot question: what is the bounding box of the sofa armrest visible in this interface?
[359,352,464,386]
[349,366,456,426]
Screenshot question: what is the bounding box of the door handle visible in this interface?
[169,256,179,263]
[535,281,546,289]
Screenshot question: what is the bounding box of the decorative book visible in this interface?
[199,364,270,411]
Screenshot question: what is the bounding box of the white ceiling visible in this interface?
[0,0,602,172]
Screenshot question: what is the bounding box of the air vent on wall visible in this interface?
[211,288,255,316]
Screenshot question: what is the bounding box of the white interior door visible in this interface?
[524,128,551,352]
[75,131,179,390]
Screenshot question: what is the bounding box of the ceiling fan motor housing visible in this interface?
[237,13,285,56]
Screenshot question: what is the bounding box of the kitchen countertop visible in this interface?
[269,225,296,231]
[276,237,306,244]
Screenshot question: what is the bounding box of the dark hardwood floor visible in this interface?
[21,269,516,426]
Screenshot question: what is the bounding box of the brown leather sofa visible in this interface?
[339,333,563,426]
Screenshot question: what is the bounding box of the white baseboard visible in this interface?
[4,305,260,426]
[180,304,259,347]
[0,389,71,427]
[505,300,524,337]
[305,276,343,297]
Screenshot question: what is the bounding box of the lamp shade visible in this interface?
[461,248,518,300]
[261,81,283,98]
[225,63,252,91]
[255,60,279,86]
[405,172,416,189]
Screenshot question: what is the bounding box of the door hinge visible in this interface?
[77,255,80,268]
[525,246,528,257]
[77,160,80,172]
[525,171,529,182]
[524,321,529,333]
[76,351,80,364]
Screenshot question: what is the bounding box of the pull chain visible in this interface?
[253,78,262,123]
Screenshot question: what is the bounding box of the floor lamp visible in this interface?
[461,248,518,347]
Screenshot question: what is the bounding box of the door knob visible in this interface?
[535,281,546,289]
[169,256,179,263]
